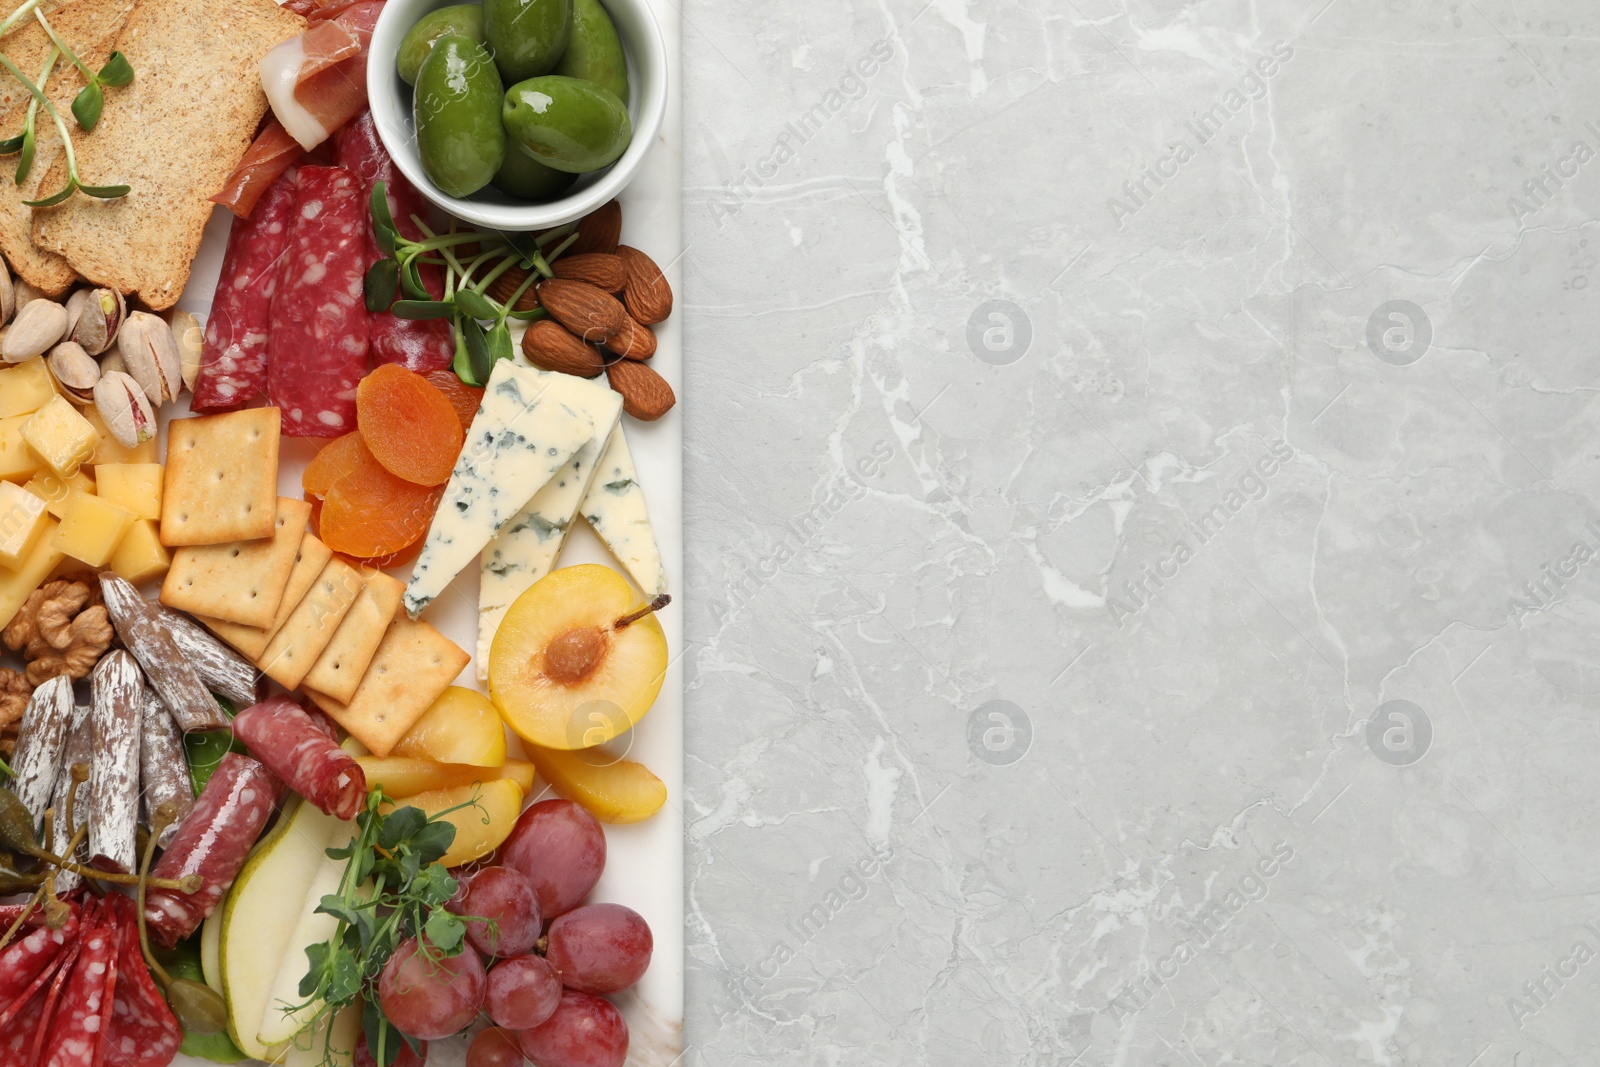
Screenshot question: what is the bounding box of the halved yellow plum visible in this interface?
[391,686,507,767]
[526,743,667,823]
[489,564,667,751]
[380,778,525,868]
[357,756,535,799]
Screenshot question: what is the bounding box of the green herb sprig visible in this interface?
[288,787,489,1067]
[363,180,581,387]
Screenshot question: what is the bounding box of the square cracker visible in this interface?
[302,569,405,704]
[305,617,468,756]
[200,531,331,659]
[257,557,364,689]
[161,410,280,546]
[160,497,310,628]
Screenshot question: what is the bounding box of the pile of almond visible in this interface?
[500,201,677,422]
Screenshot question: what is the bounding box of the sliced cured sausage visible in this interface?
[39,900,118,1067]
[233,694,365,819]
[100,574,230,733]
[268,164,370,437]
[156,607,260,709]
[89,651,143,874]
[10,675,73,829]
[193,165,300,411]
[139,691,194,848]
[48,703,92,896]
[104,895,183,1067]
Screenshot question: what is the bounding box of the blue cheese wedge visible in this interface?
[403,361,596,618]
[580,424,668,597]
[476,374,624,678]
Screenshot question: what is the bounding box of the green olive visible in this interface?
[502,76,631,174]
[484,0,571,84]
[166,978,229,1035]
[414,34,507,197]
[492,143,580,199]
[397,4,485,86]
[553,0,628,105]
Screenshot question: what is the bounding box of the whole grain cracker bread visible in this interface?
[160,497,311,628]
[30,0,304,308]
[305,617,469,757]
[301,568,404,704]
[202,531,332,660]
[257,556,364,689]
[0,0,136,293]
[160,409,279,546]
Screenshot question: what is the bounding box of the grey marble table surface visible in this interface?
[680,2,1599,1064]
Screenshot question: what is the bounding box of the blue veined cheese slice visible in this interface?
[403,361,596,619]
[475,374,624,679]
[579,424,667,597]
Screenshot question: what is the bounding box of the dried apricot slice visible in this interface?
[424,370,485,432]
[356,364,466,486]
[303,432,369,498]
[319,442,444,558]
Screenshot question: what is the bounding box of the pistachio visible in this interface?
[13,279,43,309]
[166,308,203,392]
[116,310,181,404]
[1,299,67,362]
[93,371,156,447]
[0,259,14,325]
[47,341,98,403]
[99,348,126,377]
[70,287,125,356]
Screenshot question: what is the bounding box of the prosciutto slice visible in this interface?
[211,119,302,218]
[261,2,383,151]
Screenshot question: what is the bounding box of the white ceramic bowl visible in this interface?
[368,0,666,231]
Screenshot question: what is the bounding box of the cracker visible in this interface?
[159,497,310,628]
[304,617,468,756]
[301,569,404,704]
[201,531,332,660]
[257,557,363,689]
[160,410,280,546]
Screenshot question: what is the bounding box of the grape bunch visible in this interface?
[370,800,652,1067]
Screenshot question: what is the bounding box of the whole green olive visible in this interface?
[397,4,485,86]
[414,34,507,197]
[166,978,229,1035]
[502,75,631,174]
[492,143,580,199]
[553,0,628,105]
[484,0,571,84]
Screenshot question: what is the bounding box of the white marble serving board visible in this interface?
[165,0,683,1059]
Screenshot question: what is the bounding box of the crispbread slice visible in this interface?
[160,409,279,546]
[201,531,331,660]
[30,0,304,309]
[257,557,363,689]
[301,568,404,704]
[304,617,469,757]
[160,498,310,628]
[0,0,136,293]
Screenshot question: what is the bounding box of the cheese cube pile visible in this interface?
[22,396,97,477]
[0,483,48,570]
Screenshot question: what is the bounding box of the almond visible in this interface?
[568,199,622,255]
[536,279,625,344]
[605,358,675,421]
[487,265,541,312]
[522,319,605,378]
[552,252,626,292]
[606,314,656,360]
[616,245,673,325]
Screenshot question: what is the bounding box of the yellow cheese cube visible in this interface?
[83,406,158,467]
[0,358,57,418]
[0,482,48,570]
[94,463,162,522]
[23,469,94,519]
[52,492,133,567]
[0,415,40,482]
[22,396,97,477]
[0,516,62,630]
[109,518,170,584]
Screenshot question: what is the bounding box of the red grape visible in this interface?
[450,865,543,957]
[486,954,563,1029]
[467,1027,526,1067]
[354,1031,427,1067]
[498,800,606,918]
[544,903,652,995]
[378,936,488,1040]
[517,991,629,1067]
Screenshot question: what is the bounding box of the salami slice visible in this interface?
[269,164,370,437]
[234,695,366,819]
[49,703,92,896]
[0,934,79,1066]
[0,908,77,1026]
[104,895,182,1067]
[155,607,260,709]
[89,651,143,874]
[335,110,452,373]
[11,675,73,828]
[143,753,279,949]
[101,574,230,733]
[139,691,194,849]
[193,165,300,411]
[39,900,118,1067]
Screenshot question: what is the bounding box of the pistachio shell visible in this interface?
[117,310,181,404]
[166,308,203,392]
[47,341,98,403]
[92,371,156,447]
[1,299,67,362]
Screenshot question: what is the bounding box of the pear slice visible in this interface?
[200,909,223,994]
[279,1001,362,1067]
[257,833,355,1047]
